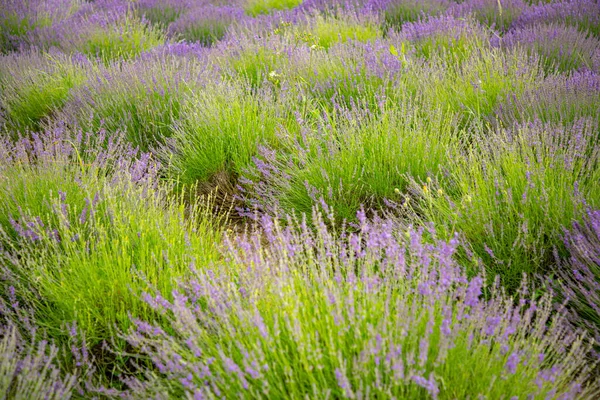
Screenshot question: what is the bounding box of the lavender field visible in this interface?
[1,0,600,398]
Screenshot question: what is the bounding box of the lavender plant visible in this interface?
[168,5,246,46]
[514,0,600,37]
[495,70,600,127]
[0,126,222,347]
[32,0,165,63]
[60,56,209,150]
[215,33,290,88]
[416,45,542,129]
[293,39,403,111]
[240,97,460,222]
[163,82,299,186]
[369,0,452,32]
[1,0,600,394]
[557,209,600,347]
[396,14,492,61]
[411,119,600,291]
[277,10,382,49]
[501,23,600,74]
[120,212,599,398]
[0,324,78,399]
[447,0,526,32]
[0,0,80,53]
[0,49,91,133]
[244,0,303,17]
[135,0,193,27]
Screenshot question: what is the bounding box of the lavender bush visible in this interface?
[412,118,600,291]
[557,209,600,347]
[396,14,492,61]
[120,212,599,398]
[0,49,91,133]
[447,0,526,32]
[501,22,600,73]
[514,0,600,37]
[0,126,222,349]
[496,70,600,127]
[60,55,209,150]
[167,5,246,46]
[370,0,452,31]
[0,0,80,53]
[30,0,165,62]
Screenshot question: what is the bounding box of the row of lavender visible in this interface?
[1,0,600,398]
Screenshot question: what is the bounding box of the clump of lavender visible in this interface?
[501,23,600,73]
[397,14,492,60]
[411,118,600,292]
[447,0,526,32]
[213,32,292,88]
[135,0,194,27]
[162,81,299,186]
[277,9,382,50]
[0,49,91,133]
[168,5,246,46]
[495,70,600,127]
[238,97,458,223]
[60,55,209,150]
[557,209,600,348]
[122,211,598,398]
[368,0,452,31]
[244,0,303,17]
[514,0,600,37]
[30,0,165,62]
[0,124,221,352]
[0,0,80,53]
[0,292,104,399]
[302,40,397,104]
